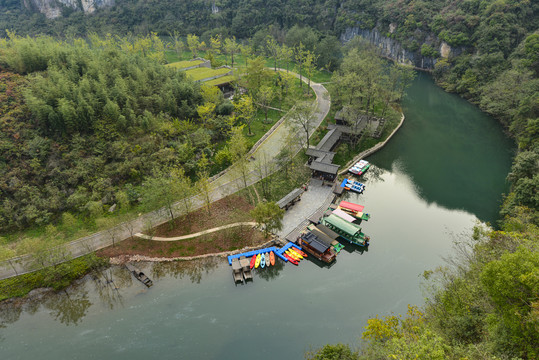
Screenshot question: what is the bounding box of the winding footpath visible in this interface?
[0,70,330,280]
[134,222,257,241]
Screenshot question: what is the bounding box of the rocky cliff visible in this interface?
[341,26,464,70]
[22,0,114,19]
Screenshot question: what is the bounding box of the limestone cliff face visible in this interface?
[23,0,114,19]
[341,26,464,70]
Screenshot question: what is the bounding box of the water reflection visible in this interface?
[368,73,514,224]
[44,289,91,326]
[256,258,285,281]
[151,257,221,284]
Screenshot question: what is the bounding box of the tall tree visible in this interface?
[224,37,240,68]
[250,201,284,237]
[256,85,275,123]
[233,95,257,136]
[287,100,317,150]
[187,34,201,58]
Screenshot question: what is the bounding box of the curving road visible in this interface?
[0,70,330,280]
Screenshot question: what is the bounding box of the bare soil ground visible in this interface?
[97,195,267,258]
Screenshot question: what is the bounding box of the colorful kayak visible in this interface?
[269,251,275,266]
[283,253,299,265]
[289,248,303,259]
[250,255,256,269]
[292,247,308,258]
[286,249,300,261]
[265,253,270,267]
[255,254,261,268]
[260,253,266,268]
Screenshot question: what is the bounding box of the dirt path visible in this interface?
[135,222,257,241]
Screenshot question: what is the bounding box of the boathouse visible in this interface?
[298,231,336,263]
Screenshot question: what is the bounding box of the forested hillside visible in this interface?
[0,34,208,231]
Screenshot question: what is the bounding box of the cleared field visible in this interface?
[185,67,231,81]
[205,75,236,86]
[166,60,204,69]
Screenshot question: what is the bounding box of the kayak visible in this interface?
[265,252,270,267]
[250,255,256,269]
[269,251,275,266]
[283,253,299,265]
[255,254,261,268]
[260,253,266,268]
[292,247,308,258]
[286,249,300,261]
[288,248,303,259]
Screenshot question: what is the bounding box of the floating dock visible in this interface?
[227,243,303,265]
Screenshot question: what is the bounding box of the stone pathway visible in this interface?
[277,179,334,238]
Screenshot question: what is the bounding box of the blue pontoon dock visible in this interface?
[227,242,303,264]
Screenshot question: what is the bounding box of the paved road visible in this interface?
[0,71,330,280]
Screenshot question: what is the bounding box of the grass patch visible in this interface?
[166,60,204,69]
[0,254,106,302]
[205,75,236,86]
[184,67,231,81]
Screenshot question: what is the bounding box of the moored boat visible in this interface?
[250,255,256,269]
[283,253,299,265]
[270,251,275,266]
[260,253,266,268]
[289,248,303,259]
[286,249,300,261]
[349,160,370,176]
[265,252,270,267]
[255,254,261,268]
[292,247,308,257]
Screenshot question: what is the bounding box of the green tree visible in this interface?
[187,34,201,58]
[233,95,257,136]
[256,85,275,123]
[249,201,284,237]
[224,37,240,68]
[287,100,317,150]
[480,246,539,358]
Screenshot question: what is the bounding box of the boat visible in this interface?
[125,263,153,287]
[289,248,303,259]
[265,253,270,267]
[255,254,261,268]
[343,179,366,194]
[349,160,370,176]
[286,249,300,261]
[260,253,266,268]
[291,247,308,258]
[269,251,275,266]
[283,253,299,265]
[250,255,256,269]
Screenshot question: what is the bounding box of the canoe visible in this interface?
[288,248,303,259]
[292,247,308,258]
[250,255,256,269]
[269,251,275,266]
[255,254,261,268]
[265,253,270,267]
[260,253,266,268]
[283,253,299,265]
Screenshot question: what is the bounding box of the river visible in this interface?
[0,73,514,360]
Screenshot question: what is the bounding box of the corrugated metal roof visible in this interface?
[301,232,329,253]
[315,224,340,240]
[322,214,362,235]
[309,227,335,247]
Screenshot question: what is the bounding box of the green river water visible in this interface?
[0,73,515,360]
